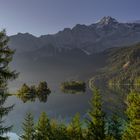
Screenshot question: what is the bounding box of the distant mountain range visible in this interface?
[8,17,140,88]
[9,16,140,55]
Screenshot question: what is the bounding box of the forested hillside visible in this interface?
[91,43,140,85]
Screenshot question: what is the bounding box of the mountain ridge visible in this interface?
[8,16,140,55]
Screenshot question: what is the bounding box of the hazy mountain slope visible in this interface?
[10,42,140,91]
[10,46,105,91]
[90,43,140,85]
[9,33,42,52]
[8,16,140,54]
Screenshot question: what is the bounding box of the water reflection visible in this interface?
[6,84,140,135]
[94,84,140,117]
[16,93,48,103]
[61,89,86,94]
[60,81,86,94]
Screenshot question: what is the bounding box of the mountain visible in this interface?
[10,41,140,91]
[8,17,140,89]
[129,20,140,24]
[9,16,140,55]
[9,33,42,53]
[90,43,140,85]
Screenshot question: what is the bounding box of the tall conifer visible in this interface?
[122,91,140,140]
[0,30,17,139]
[21,113,35,140]
[35,112,51,140]
[87,87,105,140]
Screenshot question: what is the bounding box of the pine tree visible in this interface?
[122,91,140,140]
[51,121,69,140]
[0,30,17,139]
[0,89,13,140]
[21,113,35,140]
[87,87,105,140]
[35,112,51,140]
[17,83,31,103]
[37,81,51,95]
[107,113,122,140]
[67,113,83,140]
[56,124,69,140]
[18,83,30,96]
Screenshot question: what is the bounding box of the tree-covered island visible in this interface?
[60,81,86,94]
[17,81,51,103]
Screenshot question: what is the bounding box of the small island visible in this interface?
[17,81,51,103]
[60,80,86,94]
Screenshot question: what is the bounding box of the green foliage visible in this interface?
[104,135,115,140]
[92,43,140,85]
[21,113,35,140]
[67,113,84,140]
[0,90,13,140]
[18,83,30,95]
[36,81,51,102]
[35,112,52,140]
[20,86,140,140]
[17,81,51,103]
[134,76,140,85]
[0,30,17,139]
[0,30,17,85]
[87,87,106,140]
[51,121,69,140]
[17,83,35,103]
[106,114,122,140]
[122,91,140,140]
[61,81,86,94]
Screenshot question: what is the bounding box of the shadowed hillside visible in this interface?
[90,43,140,85]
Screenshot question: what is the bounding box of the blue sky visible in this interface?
[0,0,140,36]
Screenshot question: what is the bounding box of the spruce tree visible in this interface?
[107,113,122,140]
[35,112,51,140]
[56,124,69,140]
[87,87,105,140]
[0,89,13,140]
[122,91,140,140]
[0,30,17,139]
[68,113,83,140]
[21,113,35,140]
[18,83,30,96]
[17,83,31,103]
[37,81,51,95]
[51,121,69,140]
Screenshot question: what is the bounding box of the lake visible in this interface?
[5,83,133,135]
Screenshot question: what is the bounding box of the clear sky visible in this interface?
[0,0,140,36]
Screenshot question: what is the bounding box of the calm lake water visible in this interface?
[5,83,134,135]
